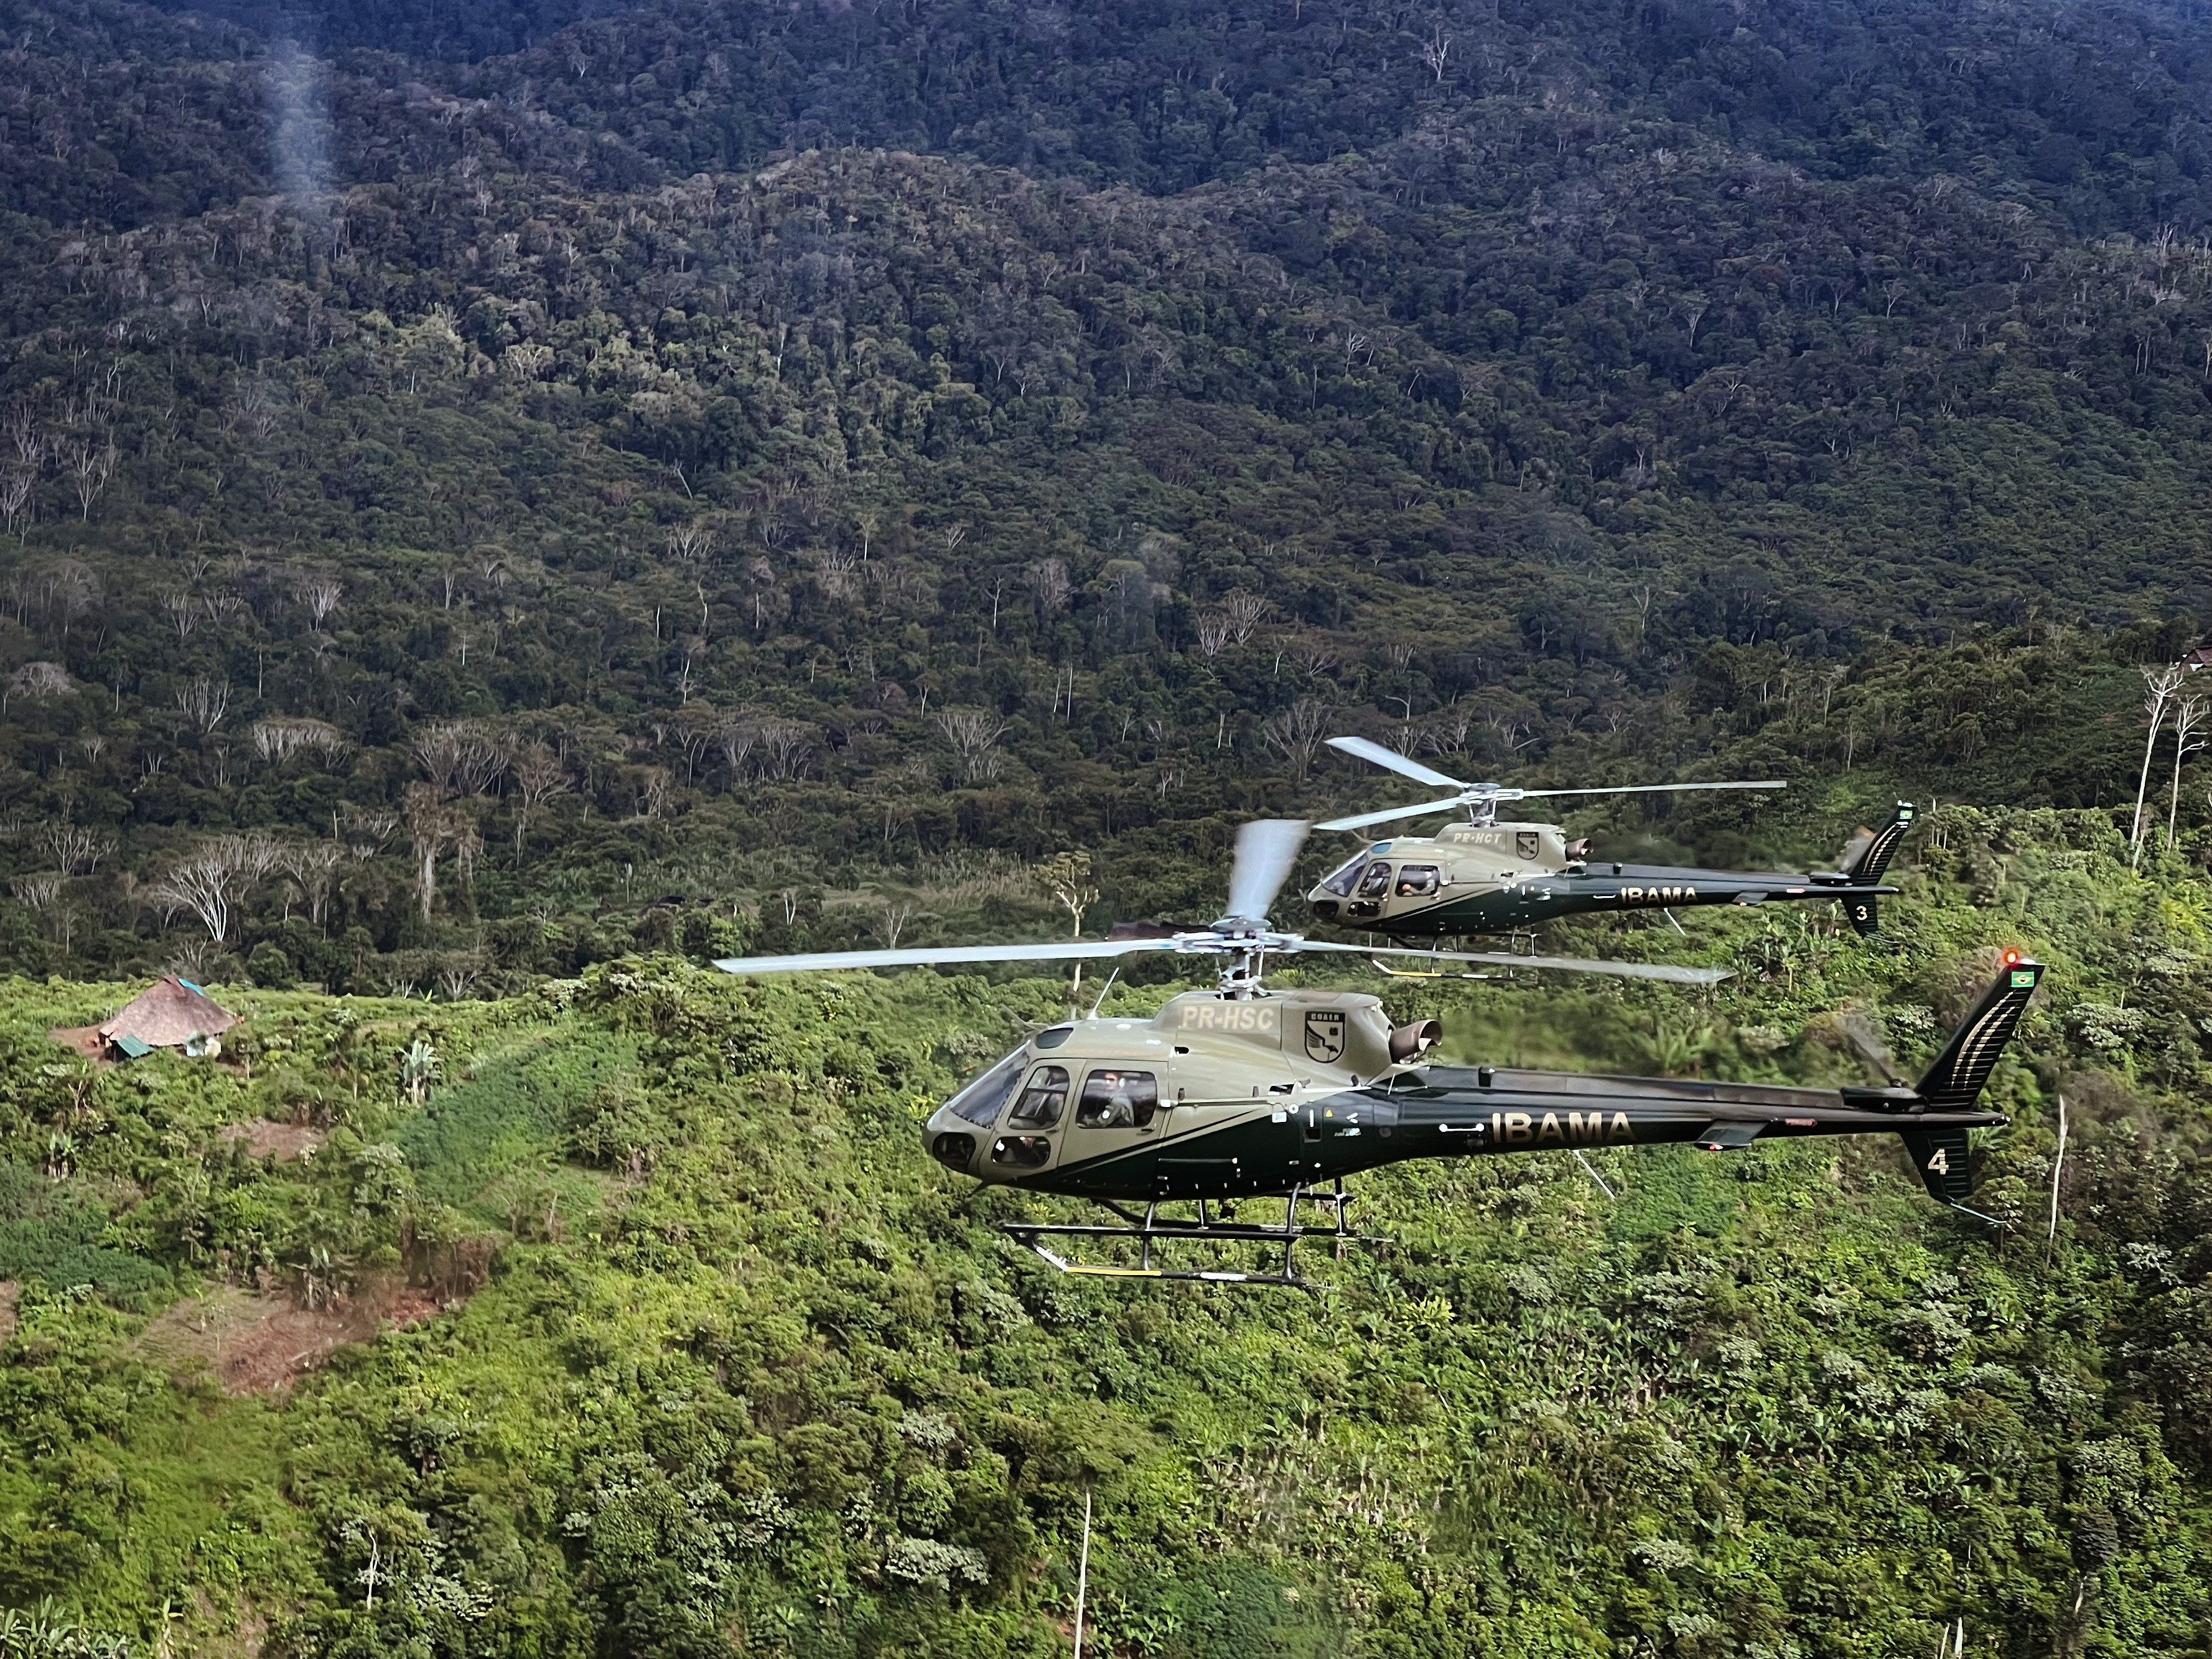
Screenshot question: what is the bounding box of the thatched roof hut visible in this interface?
[98,977,238,1057]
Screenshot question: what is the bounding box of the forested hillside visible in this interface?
[1,821,2211,1656]
[2,0,2212,1649]
[3,0,2212,986]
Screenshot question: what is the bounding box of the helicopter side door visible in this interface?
[1145,1045,1287,1198]
[1060,1065,1165,1185]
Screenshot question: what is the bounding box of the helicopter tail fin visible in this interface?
[1843,802,1915,886]
[1911,958,2040,1111]
[1849,955,2035,1212]
[1839,803,1914,938]
[1891,958,2041,1216]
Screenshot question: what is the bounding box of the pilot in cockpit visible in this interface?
[1076,1069,1157,1130]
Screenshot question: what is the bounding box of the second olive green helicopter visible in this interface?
[1307,736,1911,946]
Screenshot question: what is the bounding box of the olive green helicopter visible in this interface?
[1307,736,1912,946]
[715,821,2033,1286]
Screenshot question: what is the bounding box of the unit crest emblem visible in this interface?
[1304,1009,1347,1063]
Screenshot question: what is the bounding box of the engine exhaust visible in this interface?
[1389,1018,1444,1062]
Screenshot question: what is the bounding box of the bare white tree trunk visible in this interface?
[2132,665,2185,867]
[1262,699,1334,778]
[936,708,1008,781]
[2167,696,2204,852]
[151,836,276,942]
[2048,1094,2068,1252]
[1071,1487,1092,1659]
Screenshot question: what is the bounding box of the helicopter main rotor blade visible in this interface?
[1293,939,1733,985]
[1511,779,1786,800]
[1317,778,1786,829]
[714,938,1177,975]
[1325,736,1468,790]
[1315,794,1476,833]
[1223,818,1310,924]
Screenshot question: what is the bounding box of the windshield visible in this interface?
[944,1047,1027,1128]
[1319,851,1370,897]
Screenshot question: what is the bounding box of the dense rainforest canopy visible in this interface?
[0,0,2210,1650]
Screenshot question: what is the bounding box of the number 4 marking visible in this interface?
[1926,1147,1949,1174]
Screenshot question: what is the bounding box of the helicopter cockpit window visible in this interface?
[1355,863,1393,899]
[1319,853,1368,897]
[1394,865,1440,897]
[991,1134,1053,1167]
[1075,1070,1159,1129]
[1008,1065,1071,1128]
[945,1049,1026,1128]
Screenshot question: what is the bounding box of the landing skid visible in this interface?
[1371,956,1507,981]
[999,1182,1370,1288]
[1371,932,1538,981]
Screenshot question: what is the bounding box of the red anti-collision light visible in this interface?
[2002,948,2022,966]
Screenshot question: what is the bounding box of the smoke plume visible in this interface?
[266,37,333,220]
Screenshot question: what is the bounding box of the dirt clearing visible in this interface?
[136,1281,449,1395]
[217,1120,327,1162]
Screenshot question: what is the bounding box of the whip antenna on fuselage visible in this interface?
[1084,964,1121,1019]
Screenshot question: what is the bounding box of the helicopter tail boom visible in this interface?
[1381,958,2042,1215]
